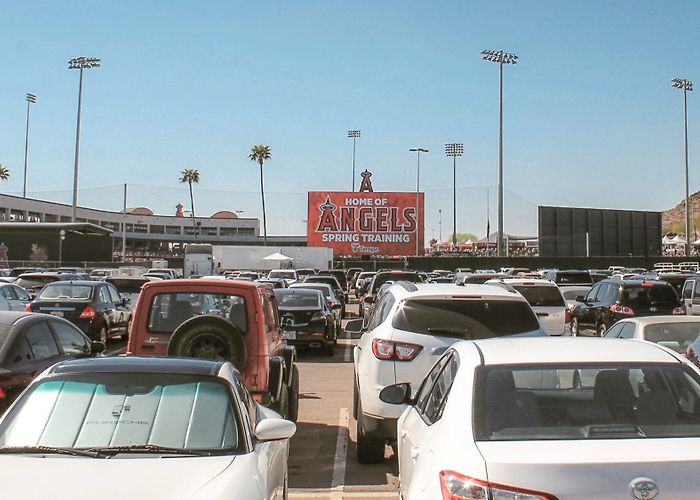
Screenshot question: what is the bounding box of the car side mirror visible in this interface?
[121,297,130,307]
[344,318,364,333]
[91,341,106,355]
[379,383,413,405]
[254,418,297,441]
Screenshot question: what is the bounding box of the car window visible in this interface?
[585,284,600,302]
[392,298,540,338]
[603,283,619,303]
[96,286,110,304]
[643,322,700,353]
[5,336,33,364]
[367,293,393,331]
[421,354,459,424]
[260,293,273,333]
[512,286,565,307]
[51,321,90,355]
[618,323,636,339]
[0,287,15,300]
[415,353,452,410]
[11,286,30,301]
[25,322,60,360]
[683,281,694,299]
[603,322,625,338]
[106,285,121,303]
[147,292,248,333]
[621,284,678,308]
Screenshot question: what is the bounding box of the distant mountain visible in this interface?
[662,190,700,234]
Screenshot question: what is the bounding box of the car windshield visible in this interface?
[0,373,242,452]
[147,292,248,333]
[513,285,565,307]
[643,323,700,353]
[474,363,700,441]
[275,290,321,308]
[37,285,93,300]
[391,298,540,338]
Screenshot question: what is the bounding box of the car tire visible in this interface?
[168,316,247,371]
[356,400,385,464]
[287,365,300,423]
[323,341,335,356]
[597,323,607,337]
[570,318,580,337]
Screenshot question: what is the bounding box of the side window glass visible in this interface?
[268,294,280,328]
[415,353,452,411]
[594,284,608,303]
[603,284,619,303]
[107,285,121,303]
[367,294,391,331]
[25,322,60,360]
[422,354,459,424]
[683,282,694,300]
[604,323,624,338]
[380,295,396,322]
[1,287,16,300]
[693,281,700,304]
[51,321,90,355]
[12,286,30,301]
[6,336,33,364]
[585,285,599,302]
[619,323,636,339]
[95,287,108,304]
[260,294,273,333]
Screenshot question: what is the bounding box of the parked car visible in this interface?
[486,278,568,336]
[604,316,700,354]
[354,272,376,297]
[649,272,695,297]
[0,357,295,499]
[0,283,31,311]
[288,282,342,330]
[267,269,298,285]
[0,311,104,413]
[105,277,154,310]
[27,281,131,344]
[681,277,700,316]
[274,288,337,355]
[14,272,83,298]
[303,275,347,317]
[560,284,592,310]
[382,337,700,500]
[570,278,685,336]
[541,269,593,285]
[349,282,547,463]
[146,268,179,279]
[127,279,300,421]
[323,270,348,293]
[454,272,503,285]
[257,278,289,289]
[361,271,424,325]
[141,271,172,280]
[8,267,45,278]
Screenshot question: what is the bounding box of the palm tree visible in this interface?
[179,168,200,242]
[0,164,9,189]
[249,145,271,245]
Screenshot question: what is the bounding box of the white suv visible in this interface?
[350,282,547,463]
[485,277,568,336]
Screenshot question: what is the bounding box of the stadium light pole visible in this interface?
[23,92,37,198]
[409,148,429,256]
[481,49,518,257]
[68,56,101,222]
[348,130,361,191]
[445,143,464,246]
[672,78,693,256]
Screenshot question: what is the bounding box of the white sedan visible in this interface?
[0,357,295,500]
[603,315,700,354]
[381,337,700,499]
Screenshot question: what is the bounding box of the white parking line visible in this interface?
[289,491,397,498]
[344,330,352,363]
[330,407,350,495]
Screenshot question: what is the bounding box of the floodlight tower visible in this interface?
[481,49,518,257]
[69,56,101,221]
[445,143,464,246]
[348,130,361,191]
[672,78,693,256]
[23,92,37,198]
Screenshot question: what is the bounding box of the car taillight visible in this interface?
[24,303,32,312]
[79,305,96,319]
[609,303,634,316]
[440,470,558,500]
[371,339,422,361]
[0,387,5,400]
[673,305,687,315]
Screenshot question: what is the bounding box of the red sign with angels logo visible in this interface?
[307,191,425,256]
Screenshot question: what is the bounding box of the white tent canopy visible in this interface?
[671,235,687,244]
[262,251,293,261]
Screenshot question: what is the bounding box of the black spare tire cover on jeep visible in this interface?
[167,315,247,371]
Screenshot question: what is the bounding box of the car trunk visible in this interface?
[533,306,567,336]
[476,439,700,499]
[33,300,92,323]
[279,307,318,326]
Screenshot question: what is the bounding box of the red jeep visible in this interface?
[127,279,299,420]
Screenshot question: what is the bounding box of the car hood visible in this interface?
[0,454,237,500]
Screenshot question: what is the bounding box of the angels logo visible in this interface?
[316,196,339,232]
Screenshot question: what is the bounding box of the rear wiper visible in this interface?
[426,327,474,339]
[0,445,105,458]
[586,425,646,438]
[85,444,217,456]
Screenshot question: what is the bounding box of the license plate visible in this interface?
[282,331,296,340]
[50,311,64,317]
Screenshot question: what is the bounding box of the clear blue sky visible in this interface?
[1,1,698,238]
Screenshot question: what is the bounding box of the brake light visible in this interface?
[609,304,634,316]
[440,470,558,500]
[673,305,687,315]
[25,303,32,312]
[0,387,5,400]
[371,339,422,361]
[79,305,96,319]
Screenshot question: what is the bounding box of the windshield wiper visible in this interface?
[84,444,218,456]
[0,445,105,458]
[426,327,474,339]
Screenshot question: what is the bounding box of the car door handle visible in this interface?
[410,446,420,460]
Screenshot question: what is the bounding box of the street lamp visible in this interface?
[23,93,37,198]
[445,143,464,246]
[68,56,101,222]
[409,148,429,256]
[482,49,518,257]
[348,130,361,191]
[672,77,693,256]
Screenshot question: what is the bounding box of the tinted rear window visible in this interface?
[391,299,540,338]
[373,273,421,291]
[148,292,248,333]
[622,284,679,308]
[16,276,58,288]
[555,272,592,285]
[37,285,93,300]
[275,290,321,308]
[513,286,565,307]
